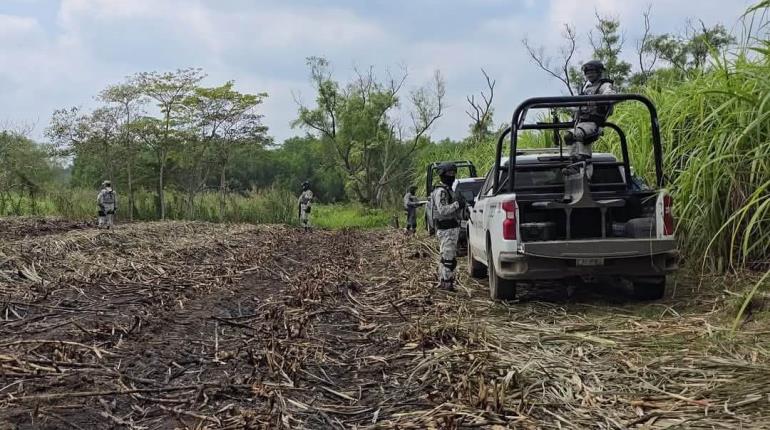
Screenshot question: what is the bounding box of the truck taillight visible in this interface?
[502,200,517,240]
[663,194,674,236]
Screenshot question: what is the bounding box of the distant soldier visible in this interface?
[403,185,424,235]
[298,181,313,231]
[97,180,117,229]
[563,60,615,159]
[429,163,466,290]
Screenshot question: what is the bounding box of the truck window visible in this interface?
[496,164,625,191]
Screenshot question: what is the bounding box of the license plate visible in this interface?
[576,258,605,266]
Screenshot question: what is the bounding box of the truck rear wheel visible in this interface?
[468,242,487,278]
[487,243,516,300]
[631,276,666,300]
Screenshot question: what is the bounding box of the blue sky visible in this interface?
[0,0,753,143]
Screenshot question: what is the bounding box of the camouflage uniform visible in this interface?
[567,60,615,158]
[430,183,463,289]
[298,189,313,229]
[97,184,117,229]
[403,189,420,233]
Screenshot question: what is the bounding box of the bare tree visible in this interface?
[523,24,578,95]
[636,5,658,85]
[466,68,496,142]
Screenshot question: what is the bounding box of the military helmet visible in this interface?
[102,180,111,187]
[301,181,310,190]
[581,60,605,72]
[437,162,457,177]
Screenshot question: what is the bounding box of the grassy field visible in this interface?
[0,188,397,230]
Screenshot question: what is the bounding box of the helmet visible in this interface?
[437,162,457,177]
[581,60,605,73]
[301,181,310,190]
[408,185,417,193]
[102,180,111,188]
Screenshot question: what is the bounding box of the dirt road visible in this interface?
[0,220,768,429]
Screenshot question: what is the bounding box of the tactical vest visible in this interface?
[578,78,614,123]
[299,190,312,205]
[432,185,459,229]
[102,190,115,204]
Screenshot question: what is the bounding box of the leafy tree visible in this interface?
[295,57,445,206]
[589,13,633,88]
[132,68,205,219]
[98,82,145,220]
[46,106,121,182]
[183,82,269,214]
[0,131,58,214]
[643,23,734,72]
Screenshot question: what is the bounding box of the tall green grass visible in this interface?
[311,204,393,229]
[602,55,770,271]
[1,187,299,225]
[0,188,397,230]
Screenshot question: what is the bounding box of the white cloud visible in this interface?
[0,0,760,144]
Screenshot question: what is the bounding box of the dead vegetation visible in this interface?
[0,218,768,429]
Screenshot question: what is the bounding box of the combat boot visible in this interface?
[437,279,455,291]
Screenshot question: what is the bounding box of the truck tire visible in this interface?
[631,276,666,300]
[487,242,516,300]
[468,242,487,278]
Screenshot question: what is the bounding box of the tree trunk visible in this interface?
[219,164,227,220]
[158,155,166,220]
[127,160,134,221]
[126,109,134,221]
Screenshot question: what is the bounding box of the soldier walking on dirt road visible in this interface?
[97,180,117,229]
[298,181,314,231]
[429,163,465,291]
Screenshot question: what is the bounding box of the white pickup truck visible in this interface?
[467,94,678,301]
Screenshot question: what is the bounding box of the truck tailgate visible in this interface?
[521,238,676,259]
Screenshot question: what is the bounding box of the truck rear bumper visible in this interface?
[497,238,678,280]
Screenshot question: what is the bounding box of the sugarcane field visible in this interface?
[2,1,770,429]
[0,218,767,429]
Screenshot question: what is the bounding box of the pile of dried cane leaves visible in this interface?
[0,218,768,429]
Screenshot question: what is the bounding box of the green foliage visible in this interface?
[589,14,633,88]
[312,204,393,229]
[295,57,445,207]
[588,52,770,271]
[644,24,734,72]
[7,187,297,225]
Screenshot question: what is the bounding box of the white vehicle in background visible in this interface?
[467,94,678,300]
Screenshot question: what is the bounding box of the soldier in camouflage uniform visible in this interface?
[563,60,615,159]
[403,185,423,235]
[97,180,117,229]
[298,181,314,231]
[429,163,466,290]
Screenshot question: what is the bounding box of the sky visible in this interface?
[0,0,754,144]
